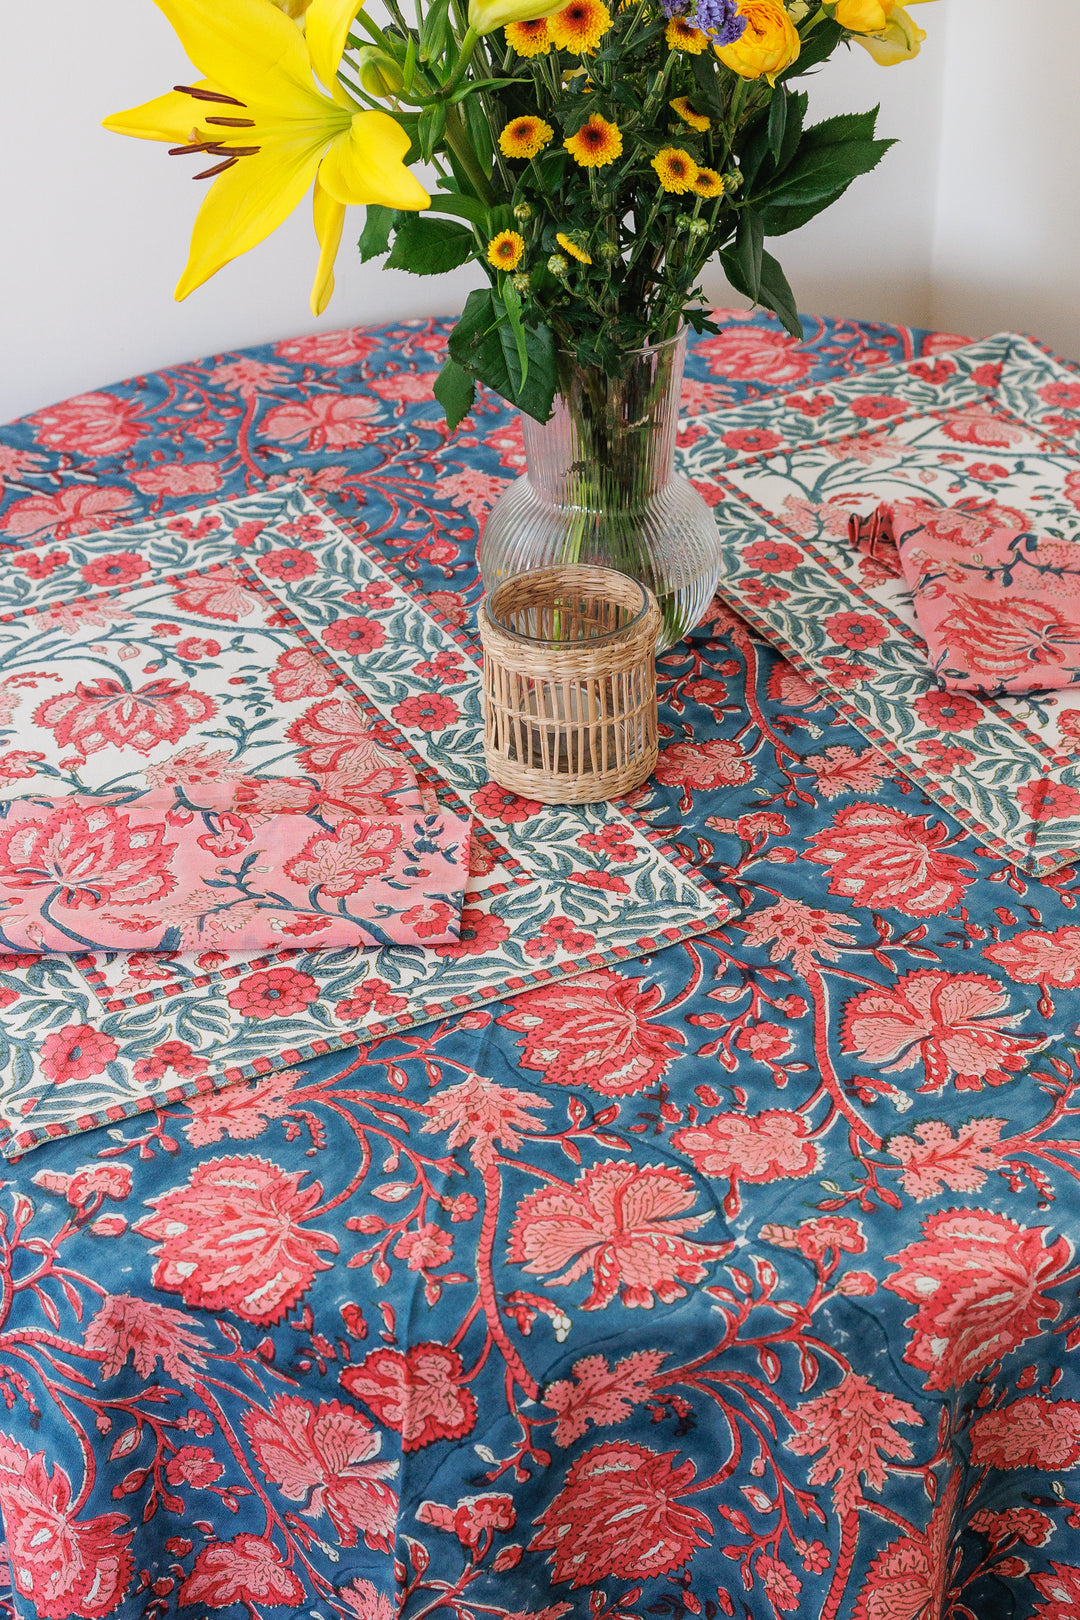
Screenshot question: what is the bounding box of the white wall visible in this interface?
[0,2,1075,425]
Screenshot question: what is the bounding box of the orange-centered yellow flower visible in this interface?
[499,115,555,158]
[714,0,800,83]
[549,0,612,52]
[487,230,526,269]
[666,15,708,51]
[103,0,428,316]
[692,165,725,197]
[505,16,553,51]
[652,147,699,193]
[556,232,592,263]
[564,113,623,167]
[670,96,710,132]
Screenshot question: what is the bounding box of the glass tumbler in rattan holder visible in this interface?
[478,565,661,806]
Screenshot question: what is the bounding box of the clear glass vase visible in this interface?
[478,329,721,652]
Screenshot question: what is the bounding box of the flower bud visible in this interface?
[511,272,531,293]
[355,45,406,98]
[547,253,569,276]
[513,201,533,221]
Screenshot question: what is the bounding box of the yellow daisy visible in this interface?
[670,96,710,132]
[652,146,699,193]
[556,231,592,263]
[692,165,725,197]
[487,229,526,270]
[549,0,613,52]
[564,113,623,167]
[665,15,708,51]
[505,18,552,54]
[499,116,555,159]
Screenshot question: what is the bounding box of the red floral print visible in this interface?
[28,391,145,456]
[743,539,803,572]
[269,646,339,703]
[912,690,983,731]
[936,593,1080,688]
[849,394,907,420]
[183,1072,297,1148]
[390,692,461,732]
[755,1554,803,1612]
[724,428,784,454]
[33,1163,131,1209]
[529,1443,712,1585]
[177,1535,304,1608]
[1017,780,1080,821]
[0,802,175,908]
[805,803,976,915]
[288,695,401,776]
[420,1071,547,1168]
[803,745,893,800]
[969,1397,1080,1471]
[507,1161,730,1310]
[417,1492,516,1554]
[986,924,1080,988]
[399,899,456,940]
[672,1111,819,1199]
[226,968,319,1020]
[498,970,683,1095]
[34,678,216,759]
[824,612,887,651]
[543,1349,665,1447]
[970,1507,1054,1546]
[654,738,752,803]
[263,394,383,450]
[697,326,812,383]
[128,461,223,498]
[940,407,1025,446]
[432,906,510,956]
[787,1374,921,1515]
[165,1447,223,1488]
[242,1395,398,1549]
[841,969,1046,1093]
[134,1157,338,1324]
[523,917,596,957]
[323,615,386,655]
[886,1117,1004,1201]
[885,1210,1070,1389]
[257,547,319,582]
[472,783,543,823]
[394,1223,454,1271]
[738,894,855,975]
[39,1025,119,1085]
[0,1436,134,1619]
[284,818,402,895]
[83,1294,209,1383]
[80,551,148,588]
[172,568,261,621]
[1030,1562,1080,1619]
[0,486,134,541]
[851,1482,955,1620]
[341,1343,478,1451]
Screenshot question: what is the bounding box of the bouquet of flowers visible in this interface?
[107,0,936,427]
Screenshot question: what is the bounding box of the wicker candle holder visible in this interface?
[478,565,661,805]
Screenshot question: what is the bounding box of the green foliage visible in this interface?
[358,206,396,263]
[433,357,476,431]
[385,215,476,275]
[448,288,558,424]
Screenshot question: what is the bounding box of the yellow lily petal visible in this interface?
[852,3,926,62]
[319,111,431,209]
[306,0,364,91]
[153,0,323,112]
[176,133,327,299]
[103,83,215,144]
[469,0,559,36]
[311,177,345,314]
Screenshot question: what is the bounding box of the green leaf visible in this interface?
[447,288,558,423]
[433,357,476,431]
[417,100,448,163]
[358,205,396,262]
[500,278,530,390]
[755,132,894,208]
[735,210,764,302]
[432,188,490,227]
[690,52,726,123]
[418,0,452,60]
[777,89,807,173]
[781,16,844,78]
[767,89,787,164]
[756,250,803,339]
[758,185,853,236]
[385,214,475,275]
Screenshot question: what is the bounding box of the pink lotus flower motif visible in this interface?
[341,1342,478,1452]
[284,817,402,896]
[937,591,1080,684]
[0,1435,134,1619]
[339,1578,397,1620]
[29,392,146,456]
[738,894,857,976]
[498,970,684,1096]
[275,329,378,365]
[760,1215,865,1262]
[420,1072,550,1168]
[803,746,894,801]
[755,1554,803,1613]
[268,645,340,704]
[0,485,135,542]
[530,1443,712,1586]
[417,1492,516,1555]
[969,1507,1054,1548]
[172,566,262,622]
[263,394,383,450]
[885,1209,1070,1390]
[941,407,1026,447]
[985,925,1080,989]
[242,1395,398,1551]
[787,1373,922,1516]
[129,462,222,498]
[33,678,216,760]
[288,694,403,777]
[698,326,812,384]
[653,738,752,811]
[851,1475,957,1620]
[183,1072,298,1148]
[543,1349,666,1447]
[393,1224,454,1272]
[164,1446,223,1489]
[32,1162,131,1210]
[507,1161,731,1310]
[840,970,1047,1094]
[0,802,176,909]
[805,803,976,917]
[673,1111,819,1216]
[133,1156,338,1324]
[178,1535,304,1609]
[82,1294,210,1384]
[1031,1563,1080,1620]
[969,1396,1080,1471]
[886,1117,1005,1201]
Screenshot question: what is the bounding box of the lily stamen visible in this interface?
[204,116,257,128]
[174,84,246,108]
[194,157,241,179]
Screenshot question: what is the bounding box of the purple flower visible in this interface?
[692,0,746,42]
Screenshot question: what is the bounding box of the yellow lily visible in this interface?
[836,0,938,64]
[469,0,559,38]
[103,0,429,315]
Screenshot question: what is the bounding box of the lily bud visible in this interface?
[355,45,406,97]
[269,0,315,16]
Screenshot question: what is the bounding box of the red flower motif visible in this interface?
[269,647,339,704]
[804,803,976,916]
[941,407,1025,447]
[530,1443,712,1586]
[257,547,318,582]
[887,1117,1004,1201]
[1030,1562,1080,1619]
[786,1373,921,1516]
[916,738,975,772]
[394,1224,454,1272]
[263,394,383,450]
[165,1447,223,1489]
[523,918,597,958]
[0,1436,134,1619]
[275,329,379,365]
[335,984,408,1022]
[172,568,261,622]
[654,738,752,810]
[226,967,319,1020]
[80,551,148,588]
[40,1024,119,1085]
[390,692,461,733]
[177,1535,304,1608]
[183,1072,297,1148]
[672,1111,819,1205]
[128,462,223,498]
[824,612,887,651]
[498,969,683,1095]
[29,391,145,456]
[507,1161,730,1310]
[803,746,893,800]
[0,486,134,542]
[417,1492,516,1554]
[432,906,510,957]
[398,899,456,941]
[1017,780,1080,821]
[724,429,783,454]
[697,327,812,384]
[941,594,1080,686]
[284,817,402,897]
[323,616,386,656]
[175,636,220,660]
[33,1162,131,1210]
[912,690,983,731]
[242,1395,397,1549]
[849,394,907,419]
[133,1156,338,1324]
[985,925,1080,989]
[841,969,1046,1094]
[288,695,403,777]
[755,1555,803,1612]
[885,1209,1070,1389]
[83,1295,209,1383]
[33,679,216,760]
[472,783,542,823]
[420,1071,548,1168]
[735,1022,792,1062]
[969,1396,1080,1471]
[0,802,176,909]
[341,1343,478,1451]
[743,539,804,573]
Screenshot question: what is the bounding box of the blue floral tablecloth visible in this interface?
[0,311,1078,1620]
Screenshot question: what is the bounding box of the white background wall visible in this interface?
[1,0,1076,424]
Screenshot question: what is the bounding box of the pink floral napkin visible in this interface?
[849,499,1080,694]
[0,778,471,954]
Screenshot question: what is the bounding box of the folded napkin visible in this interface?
[0,778,471,954]
[849,499,1080,694]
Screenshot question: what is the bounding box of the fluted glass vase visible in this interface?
[479,329,721,652]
